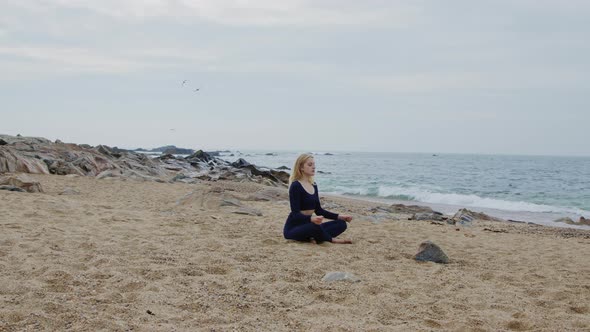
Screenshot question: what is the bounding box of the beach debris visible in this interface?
[321,272,361,283]
[414,240,449,264]
[410,212,444,221]
[0,174,43,193]
[146,309,155,315]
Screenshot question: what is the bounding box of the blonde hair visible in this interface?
[289,153,315,185]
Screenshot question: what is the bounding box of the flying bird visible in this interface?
[194,88,200,92]
[181,80,188,86]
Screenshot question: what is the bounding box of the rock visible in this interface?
[277,166,290,170]
[270,169,290,184]
[161,147,194,155]
[0,134,287,186]
[246,188,289,201]
[0,185,26,192]
[321,272,360,283]
[0,174,43,193]
[232,207,263,216]
[221,197,243,207]
[231,158,252,168]
[414,240,449,264]
[186,150,213,163]
[578,217,590,226]
[410,212,444,221]
[555,217,575,224]
[452,208,503,224]
[59,187,80,195]
[0,139,8,145]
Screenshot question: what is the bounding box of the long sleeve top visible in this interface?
[284,180,339,229]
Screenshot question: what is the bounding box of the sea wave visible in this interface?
[327,185,589,216]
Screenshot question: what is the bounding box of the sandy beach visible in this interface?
[1,173,589,331]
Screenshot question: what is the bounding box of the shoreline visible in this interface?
[325,192,590,230]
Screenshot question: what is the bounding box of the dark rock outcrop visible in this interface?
[0,134,289,187]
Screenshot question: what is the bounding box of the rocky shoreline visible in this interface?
[0,134,289,186]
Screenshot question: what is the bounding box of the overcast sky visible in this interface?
[1,1,589,156]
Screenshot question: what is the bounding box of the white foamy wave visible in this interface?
[330,185,373,196]
[329,185,589,216]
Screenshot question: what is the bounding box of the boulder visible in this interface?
[0,185,26,192]
[270,169,290,184]
[452,208,503,224]
[0,174,43,193]
[186,150,213,163]
[578,217,590,226]
[231,158,252,168]
[414,240,449,264]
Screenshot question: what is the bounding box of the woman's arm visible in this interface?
[313,185,339,220]
[313,185,353,222]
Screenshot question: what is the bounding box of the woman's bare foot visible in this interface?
[331,238,353,244]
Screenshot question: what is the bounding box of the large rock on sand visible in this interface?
[414,240,449,264]
[0,174,43,193]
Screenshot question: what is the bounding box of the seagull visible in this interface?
[194,88,200,92]
[170,128,176,131]
[182,80,188,86]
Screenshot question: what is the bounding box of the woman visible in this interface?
[283,153,353,244]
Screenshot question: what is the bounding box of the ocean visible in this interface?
[218,151,590,229]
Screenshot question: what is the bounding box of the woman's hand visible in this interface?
[311,216,324,224]
[339,214,353,222]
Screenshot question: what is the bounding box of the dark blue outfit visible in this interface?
[283,181,347,243]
